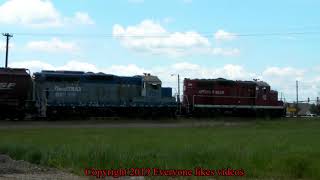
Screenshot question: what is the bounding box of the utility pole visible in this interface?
[177,74,181,114]
[177,74,180,103]
[296,80,299,117]
[171,73,181,114]
[2,33,13,68]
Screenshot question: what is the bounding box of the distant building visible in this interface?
[286,103,312,116]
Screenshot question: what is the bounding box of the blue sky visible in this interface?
[0,0,319,101]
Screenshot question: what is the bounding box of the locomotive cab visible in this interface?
[132,73,176,108]
[254,81,271,106]
[254,81,283,107]
[141,73,162,98]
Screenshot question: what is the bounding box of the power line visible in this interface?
[9,31,320,38]
[234,31,320,37]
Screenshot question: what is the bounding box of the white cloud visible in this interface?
[10,60,55,72]
[26,38,79,53]
[113,20,240,57]
[0,0,61,27]
[214,30,237,41]
[261,66,308,101]
[0,0,94,27]
[9,60,252,81]
[262,67,304,80]
[10,60,97,73]
[166,63,253,80]
[213,64,250,79]
[113,20,167,37]
[65,12,94,25]
[210,47,240,56]
[105,64,148,76]
[58,61,99,72]
[9,60,148,76]
[10,60,99,73]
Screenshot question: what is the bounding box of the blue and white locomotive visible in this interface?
[33,70,176,118]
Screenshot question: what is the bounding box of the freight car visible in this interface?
[182,78,285,117]
[33,71,177,118]
[0,68,34,120]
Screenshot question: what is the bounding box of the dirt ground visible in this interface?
[0,154,86,180]
[0,154,148,180]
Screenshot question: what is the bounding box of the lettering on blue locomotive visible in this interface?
[53,86,82,97]
[54,86,82,92]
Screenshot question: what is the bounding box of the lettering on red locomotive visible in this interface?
[198,90,225,95]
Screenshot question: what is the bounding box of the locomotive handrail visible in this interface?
[192,95,196,111]
[182,95,190,106]
[182,95,190,113]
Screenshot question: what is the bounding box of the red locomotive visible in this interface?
[183,78,285,116]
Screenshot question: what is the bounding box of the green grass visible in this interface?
[1,118,320,179]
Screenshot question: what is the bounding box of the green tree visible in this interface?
[310,104,320,115]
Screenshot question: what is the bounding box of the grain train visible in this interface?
[0,68,285,120]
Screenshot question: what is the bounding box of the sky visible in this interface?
[0,0,319,102]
